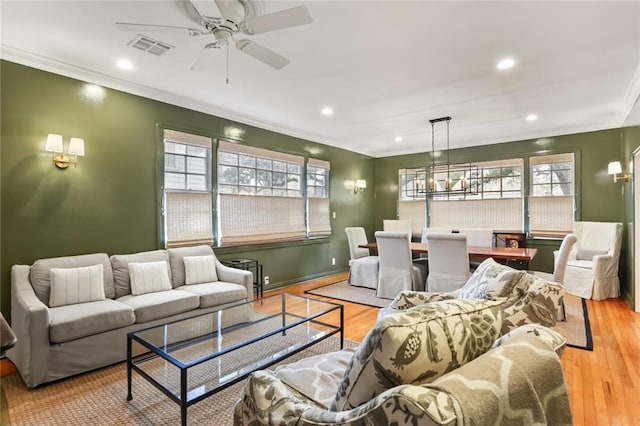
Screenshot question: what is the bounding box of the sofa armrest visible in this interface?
[8,265,51,388]
[234,370,456,426]
[215,261,254,301]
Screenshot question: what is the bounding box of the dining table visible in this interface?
[359,242,537,262]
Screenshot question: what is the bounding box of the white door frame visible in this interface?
[634,150,640,311]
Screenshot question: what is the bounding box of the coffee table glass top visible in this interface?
[128,293,343,403]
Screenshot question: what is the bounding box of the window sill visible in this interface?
[214,236,331,254]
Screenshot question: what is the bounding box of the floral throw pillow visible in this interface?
[330,298,504,411]
[458,258,528,301]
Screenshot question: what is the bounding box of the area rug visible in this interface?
[305,280,390,308]
[2,335,357,426]
[305,280,593,351]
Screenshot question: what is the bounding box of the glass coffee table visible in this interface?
[126,293,343,426]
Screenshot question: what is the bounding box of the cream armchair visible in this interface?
[563,221,622,300]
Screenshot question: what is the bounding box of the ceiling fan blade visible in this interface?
[115,22,207,36]
[214,0,247,23]
[175,0,206,26]
[235,39,290,70]
[240,5,312,35]
[188,42,220,70]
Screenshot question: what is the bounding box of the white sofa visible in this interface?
[8,245,253,388]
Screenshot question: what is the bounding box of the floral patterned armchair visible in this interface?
[234,297,572,426]
[383,257,566,334]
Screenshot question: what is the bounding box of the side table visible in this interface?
[221,258,264,299]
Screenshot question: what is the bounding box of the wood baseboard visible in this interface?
[0,358,16,377]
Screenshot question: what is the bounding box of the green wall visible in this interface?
[0,59,634,319]
[621,125,640,308]
[373,128,625,277]
[0,60,375,318]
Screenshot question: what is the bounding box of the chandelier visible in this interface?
[414,116,478,197]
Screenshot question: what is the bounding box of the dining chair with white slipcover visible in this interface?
[345,227,379,289]
[426,233,471,293]
[375,231,426,299]
[382,220,412,241]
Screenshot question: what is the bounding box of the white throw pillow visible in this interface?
[49,264,105,307]
[183,255,218,285]
[128,261,172,295]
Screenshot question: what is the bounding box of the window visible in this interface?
[307,159,331,237]
[162,132,331,247]
[163,129,213,247]
[217,141,307,245]
[399,159,524,232]
[529,153,575,237]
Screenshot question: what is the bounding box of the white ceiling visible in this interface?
[2,0,640,157]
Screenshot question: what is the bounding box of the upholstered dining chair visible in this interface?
[382,220,412,241]
[375,231,426,299]
[457,228,494,270]
[529,233,578,320]
[345,227,379,289]
[412,228,453,277]
[426,233,471,292]
[563,222,623,300]
[531,233,578,285]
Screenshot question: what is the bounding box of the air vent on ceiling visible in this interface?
[128,35,174,56]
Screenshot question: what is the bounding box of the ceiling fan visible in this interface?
[116,0,312,72]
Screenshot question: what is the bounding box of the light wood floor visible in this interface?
[2,272,639,425]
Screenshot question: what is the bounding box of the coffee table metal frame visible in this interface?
[126,293,343,426]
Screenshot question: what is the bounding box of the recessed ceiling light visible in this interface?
[321,107,333,116]
[394,136,403,143]
[116,59,134,70]
[526,114,538,121]
[497,58,515,70]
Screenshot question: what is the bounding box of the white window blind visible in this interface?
[399,200,426,236]
[307,158,331,237]
[218,141,306,245]
[219,195,306,244]
[529,196,574,236]
[163,129,213,248]
[429,198,523,230]
[529,153,574,237]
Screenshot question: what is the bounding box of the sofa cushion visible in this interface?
[458,258,528,302]
[118,290,199,323]
[110,250,170,298]
[176,282,247,308]
[49,299,135,343]
[331,298,504,411]
[274,348,356,409]
[184,255,218,285]
[501,276,564,334]
[49,264,106,307]
[493,323,567,356]
[167,245,215,288]
[30,253,115,306]
[129,260,172,295]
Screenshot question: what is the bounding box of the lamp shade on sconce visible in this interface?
[355,180,367,190]
[608,161,622,175]
[68,138,85,156]
[45,134,64,153]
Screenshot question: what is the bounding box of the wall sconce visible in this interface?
[608,161,630,183]
[354,179,367,194]
[45,134,85,169]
